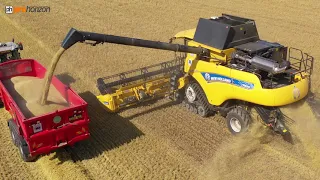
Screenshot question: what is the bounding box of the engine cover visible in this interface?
[234,40,283,55]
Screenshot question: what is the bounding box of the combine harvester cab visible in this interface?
[0,59,90,162]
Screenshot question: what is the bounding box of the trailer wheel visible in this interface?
[226,107,251,135]
[8,119,18,146]
[18,138,36,162]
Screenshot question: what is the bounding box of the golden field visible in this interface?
[0,0,320,179]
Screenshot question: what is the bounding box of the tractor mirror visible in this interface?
[18,42,23,50]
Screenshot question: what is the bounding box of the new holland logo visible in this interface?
[204,73,211,81]
[201,72,254,90]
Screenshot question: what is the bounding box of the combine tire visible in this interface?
[0,100,3,108]
[226,107,251,135]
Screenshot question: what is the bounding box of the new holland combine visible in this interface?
[59,14,314,143]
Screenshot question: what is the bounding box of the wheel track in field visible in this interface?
[0,109,42,180]
[64,147,104,180]
[83,103,185,178]
[70,133,197,179]
[199,132,320,179]
[129,100,230,163]
[66,104,142,178]
[86,105,139,148]
[127,98,318,171]
[263,144,316,175]
[67,142,116,179]
[66,101,198,179]
[165,108,225,151]
[262,141,318,179]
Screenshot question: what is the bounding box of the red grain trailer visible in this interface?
[0,59,90,161]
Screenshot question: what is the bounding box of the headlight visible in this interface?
[53,116,62,124]
[103,101,109,105]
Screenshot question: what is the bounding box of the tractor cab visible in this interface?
[0,41,23,63]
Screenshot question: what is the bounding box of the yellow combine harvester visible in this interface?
[60,14,314,143]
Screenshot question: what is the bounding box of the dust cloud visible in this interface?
[200,102,320,180]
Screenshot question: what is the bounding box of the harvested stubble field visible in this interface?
[0,0,320,179]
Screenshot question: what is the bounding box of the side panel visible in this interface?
[188,58,309,107]
[188,59,233,105]
[229,68,268,103]
[174,28,196,40]
[51,76,84,106]
[0,60,35,80]
[26,118,90,156]
[229,69,309,106]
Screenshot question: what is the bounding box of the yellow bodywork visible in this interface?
[185,58,309,106]
[96,28,311,112]
[174,28,196,40]
[174,29,309,106]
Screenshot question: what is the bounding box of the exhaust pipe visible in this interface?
[233,52,290,74]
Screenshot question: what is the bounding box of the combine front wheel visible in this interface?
[226,107,251,135]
